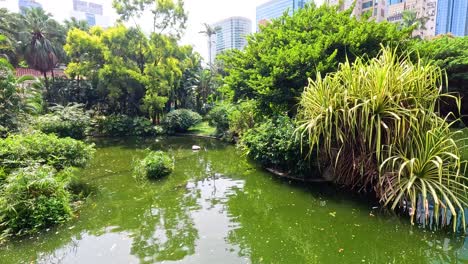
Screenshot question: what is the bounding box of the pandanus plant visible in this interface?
[297,47,468,231]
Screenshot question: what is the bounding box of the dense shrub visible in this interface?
[134,151,174,180]
[90,115,133,137]
[206,103,233,135]
[228,100,257,136]
[35,104,90,139]
[241,116,310,176]
[207,101,257,137]
[0,165,73,237]
[163,109,202,133]
[0,133,95,170]
[90,115,162,137]
[132,117,164,136]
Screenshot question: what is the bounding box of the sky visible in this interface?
[0,0,321,62]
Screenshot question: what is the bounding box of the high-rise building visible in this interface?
[18,0,42,13]
[70,0,110,27]
[209,17,252,64]
[386,0,438,38]
[436,0,468,36]
[256,0,309,30]
[326,0,386,22]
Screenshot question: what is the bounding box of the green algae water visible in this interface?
[1,137,467,263]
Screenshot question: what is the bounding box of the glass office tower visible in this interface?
[436,0,468,36]
[210,17,252,63]
[256,0,308,31]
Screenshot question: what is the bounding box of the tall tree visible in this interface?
[400,10,428,36]
[0,8,21,65]
[112,0,187,38]
[64,17,90,32]
[17,8,65,90]
[199,23,218,68]
[220,4,410,115]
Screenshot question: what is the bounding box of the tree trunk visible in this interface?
[43,71,49,101]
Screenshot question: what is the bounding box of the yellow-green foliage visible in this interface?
[298,47,468,230]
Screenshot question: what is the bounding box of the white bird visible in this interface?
[192,145,201,150]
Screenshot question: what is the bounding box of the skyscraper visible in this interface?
[70,0,110,27]
[436,0,468,36]
[386,0,438,38]
[18,0,42,14]
[256,0,308,30]
[209,17,252,64]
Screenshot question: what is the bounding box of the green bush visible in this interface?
[206,103,233,135]
[134,151,174,180]
[163,109,202,133]
[90,115,133,137]
[228,100,257,136]
[132,117,163,136]
[0,165,73,237]
[0,133,95,170]
[90,115,162,137]
[241,116,310,176]
[35,103,90,139]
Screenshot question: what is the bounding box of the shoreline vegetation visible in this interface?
[1,0,468,250]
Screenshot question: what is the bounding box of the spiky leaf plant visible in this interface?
[297,47,468,231]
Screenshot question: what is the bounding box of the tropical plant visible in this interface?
[0,165,73,238]
[401,10,429,36]
[0,58,41,136]
[199,23,219,68]
[297,47,468,230]
[17,8,66,90]
[35,103,90,139]
[64,17,90,32]
[0,132,95,171]
[134,151,174,180]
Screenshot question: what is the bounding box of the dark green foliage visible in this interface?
[221,4,409,115]
[134,151,174,180]
[0,133,95,170]
[163,109,202,133]
[90,115,162,137]
[411,36,468,123]
[36,104,90,139]
[241,116,310,176]
[47,78,97,107]
[0,165,72,237]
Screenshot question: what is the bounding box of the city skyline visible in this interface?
[1,0,466,62]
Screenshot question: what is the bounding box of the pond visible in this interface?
[1,137,467,263]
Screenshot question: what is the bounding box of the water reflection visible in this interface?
[0,137,467,264]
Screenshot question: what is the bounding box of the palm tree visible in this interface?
[401,10,428,36]
[18,8,65,90]
[64,17,90,32]
[199,23,219,68]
